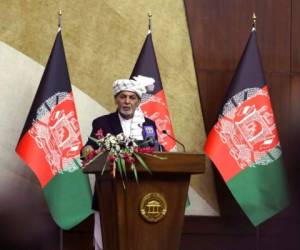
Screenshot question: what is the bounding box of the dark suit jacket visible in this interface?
[84,111,158,210]
[86,111,158,149]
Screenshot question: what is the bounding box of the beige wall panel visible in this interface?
[0,0,218,215]
[0,0,204,151]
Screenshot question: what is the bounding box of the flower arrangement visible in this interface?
[82,129,157,186]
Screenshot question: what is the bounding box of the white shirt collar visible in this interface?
[118,111,144,140]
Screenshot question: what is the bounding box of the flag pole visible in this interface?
[60,229,63,250]
[57,12,64,250]
[252,12,257,31]
[148,12,152,33]
[58,9,62,31]
[251,14,261,250]
[58,9,63,249]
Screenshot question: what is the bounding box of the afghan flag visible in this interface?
[204,29,289,226]
[130,31,176,151]
[15,29,93,229]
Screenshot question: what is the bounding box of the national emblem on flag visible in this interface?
[15,29,93,229]
[204,28,289,226]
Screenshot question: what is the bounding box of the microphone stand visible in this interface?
[162,130,186,152]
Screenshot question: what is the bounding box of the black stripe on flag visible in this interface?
[130,32,163,95]
[18,31,72,140]
[223,31,266,104]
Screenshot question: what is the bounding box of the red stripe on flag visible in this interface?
[141,90,176,151]
[16,93,83,187]
[16,132,54,187]
[204,85,280,181]
[204,129,242,181]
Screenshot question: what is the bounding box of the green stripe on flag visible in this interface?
[227,155,289,226]
[43,168,93,230]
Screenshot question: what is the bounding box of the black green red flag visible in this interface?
[130,31,176,151]
[15,30,93,229]
[204,29,289,226]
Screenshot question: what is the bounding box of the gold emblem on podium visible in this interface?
[139,193,167,223]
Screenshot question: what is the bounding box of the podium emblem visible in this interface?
[140,193,167,223]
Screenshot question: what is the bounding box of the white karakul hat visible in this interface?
[113,75,155,98]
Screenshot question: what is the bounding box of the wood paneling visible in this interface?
[288,75,300,205]
[63,217,94,250]
[180,234,257,250]
[184,0,300,249]
[290,75,300,145]
[196,71,234,130]
[184,0,291,73]
[292,0,300,72]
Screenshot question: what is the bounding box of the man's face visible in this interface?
[115,91,141,119]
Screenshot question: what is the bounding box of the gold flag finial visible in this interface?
[148,12,152,32]
[252,12,256,30]
[58,9,62,29]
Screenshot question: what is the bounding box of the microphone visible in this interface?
[140,125,163,151]
[142,125,156,147]
[145,136,156,147]
[137,136,164,151]
[138,136,156,147]
[162,130,186,152]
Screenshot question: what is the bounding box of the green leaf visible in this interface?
[185,195,191,208]
[88,136,100,144]
[133,153,151,174]
[116,157,123,178]
[87,151,104,165]
[143,153,167,160]
[101,152,112,175]
[73,158,82,168]
[116,157,126,189]
[120,158,127,180]
[101,159,108,175]
[131,163,139,183]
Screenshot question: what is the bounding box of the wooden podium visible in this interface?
[84,152,205,250]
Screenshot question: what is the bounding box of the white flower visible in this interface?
[94,132,140,157]
[110,138,117,145]
[104,140,111,150]
[115,145,121,152]
[116,133,125,141]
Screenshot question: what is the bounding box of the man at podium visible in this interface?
[81,76,161,250]
[82,75,161,156]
